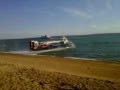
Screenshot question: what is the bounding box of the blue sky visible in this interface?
[0,0,120,39]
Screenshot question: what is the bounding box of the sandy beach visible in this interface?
[0,53,120,90]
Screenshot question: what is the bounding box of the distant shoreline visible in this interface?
[0,32,120,40]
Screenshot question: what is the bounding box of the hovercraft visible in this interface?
[29,36,72,51]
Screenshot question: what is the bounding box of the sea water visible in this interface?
[0,33,120,61]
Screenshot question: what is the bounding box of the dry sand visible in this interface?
[0,53,120,90]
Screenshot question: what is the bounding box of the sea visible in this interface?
[0,33,120,62]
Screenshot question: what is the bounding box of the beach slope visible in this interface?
[0,53,120,90]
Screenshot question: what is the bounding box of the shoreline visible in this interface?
[2,51,120,63]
